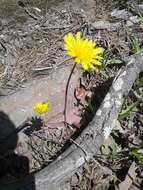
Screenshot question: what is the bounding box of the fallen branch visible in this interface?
[1,50,143,190]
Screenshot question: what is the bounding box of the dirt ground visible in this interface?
[0,0,143,189]
[0,0,141,89]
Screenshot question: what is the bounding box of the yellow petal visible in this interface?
[94,47,104,55]
[92,59,102,65]
[88,63,96,70]
[68,50,76,57]
[75,57,80,63]
[82,62,89,70]
[64,33,75,46]
[76,32,81,41]
[96,55,103,60]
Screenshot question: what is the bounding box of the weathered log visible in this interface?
[1,50,143,190]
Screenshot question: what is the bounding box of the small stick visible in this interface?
[70,138,87,157]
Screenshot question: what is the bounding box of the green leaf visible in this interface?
[106,59,124,65]
[111,138,118,161]
[111,129,119,138]
[136,76,143,88]
[82,99,96,112]
[131,37,142,53]
[130,149,143,165]
[118,101,139,120]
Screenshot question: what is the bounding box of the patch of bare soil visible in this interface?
[0,0,143,189]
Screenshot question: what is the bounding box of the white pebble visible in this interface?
[115,100,122,106]
[103,126,112,140]
[118,93,122,99]
[113,78,123,91]
[120,71,126,77]
[96,109,102,116]
[103,101,111,108]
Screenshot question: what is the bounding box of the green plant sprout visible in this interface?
[118,101,139,120]
[131,37,142,54]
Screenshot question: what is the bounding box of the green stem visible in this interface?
[64,62,77,124]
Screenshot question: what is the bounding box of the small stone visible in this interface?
[71,175,79,185]
[113,78,124,91]
[103,101,111,108]
[120,71,126,77]
[127,20,134,27]
[103,126,112,140]
[137,149,143,154]
[92,21,121,31]
[115,100,122,107]
[96,109,102,116]
[92,21,110,29]
[111,9,132,20]
[138,4,143,13]
[129,16,140,24]
[0,34,8,42]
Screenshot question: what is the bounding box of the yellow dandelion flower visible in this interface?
[33,102,49,114]
[64,32,104,70]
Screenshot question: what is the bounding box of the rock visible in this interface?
[92,20,121,31]
[129,16,140,24]
[127,16,140,27]
[0,34,8,43]
[111,9,133,20]
[138,4,143,13]
[126,20,133,27]
[70,175,79,186]
[0,65,81,127]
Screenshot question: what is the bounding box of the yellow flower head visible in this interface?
[64,32,104,70]
[33,102,49,114]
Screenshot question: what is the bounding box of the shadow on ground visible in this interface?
[0,111,35,190]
